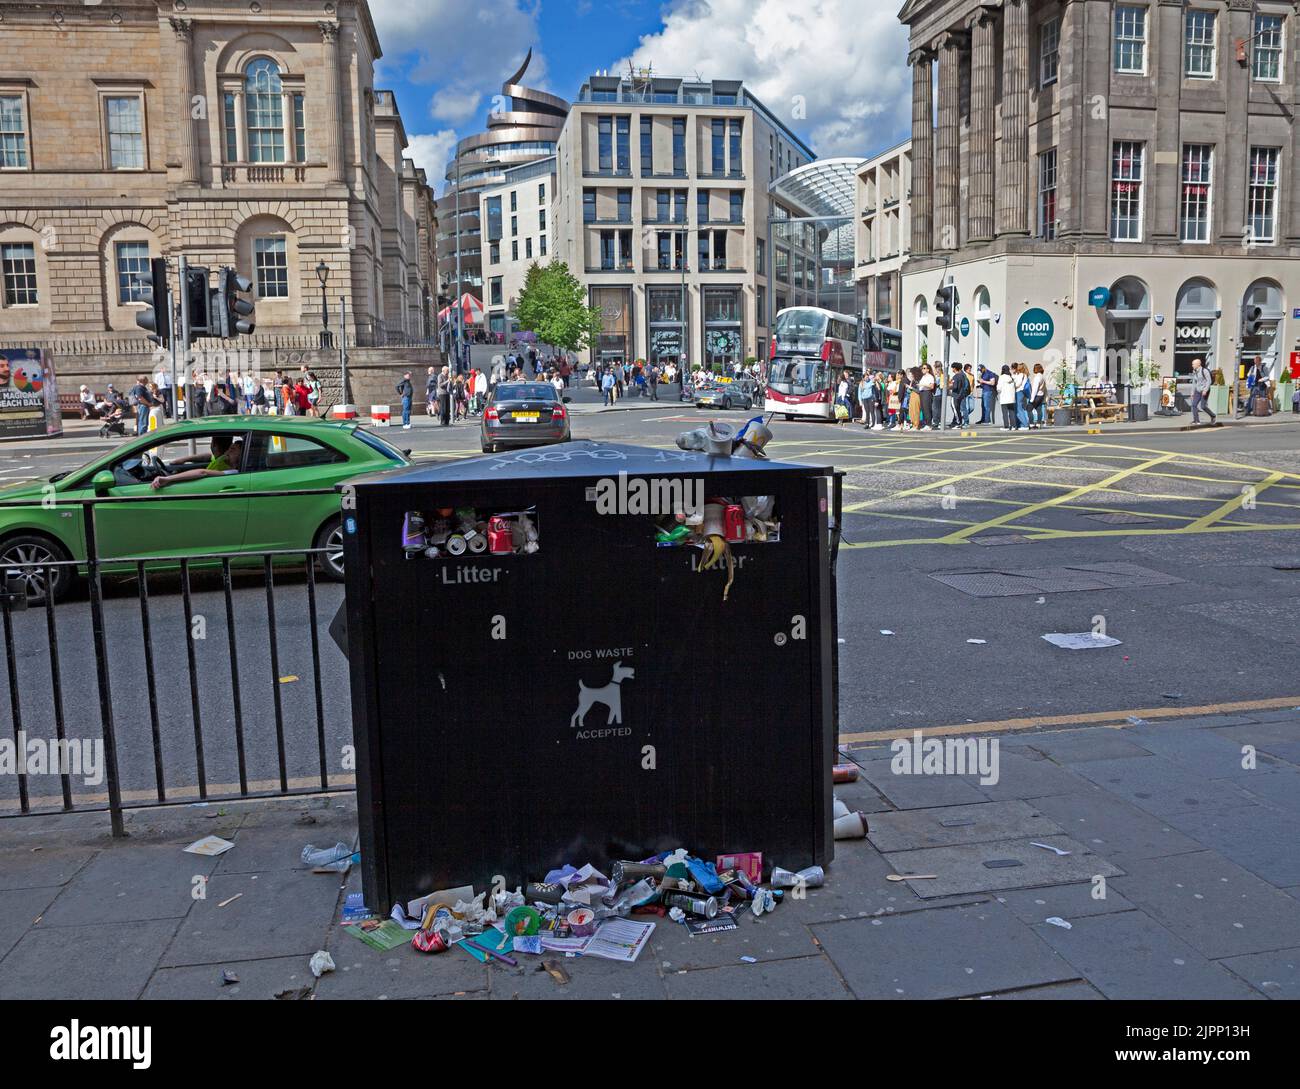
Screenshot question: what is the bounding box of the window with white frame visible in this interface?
[1114,6,1148,74]
[244,58,285,163]
[104,96,145,169]
[1040,17,1060,85]
[253,236,288,298]
[222,92,238,161]
[1,243,38,305]
[115,241,150,304]
[1252,14,1284,81]
[1038,148,1058,240]
[1247,147,1279,244]
[1110,141,1145,241]
[0,95,28,169]
[292,93,306,163]
[1184,10,1216,79]
[1179,145,1213,242]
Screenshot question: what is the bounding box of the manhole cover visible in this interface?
[1084,512,1154,525]
[930,563,1183,598]
[971,534,1032,546]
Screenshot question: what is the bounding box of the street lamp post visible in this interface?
[316,260,332,349]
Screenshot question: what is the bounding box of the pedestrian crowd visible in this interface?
[840,361,1049,431]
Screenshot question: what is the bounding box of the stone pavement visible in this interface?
[1,706,1298,1000]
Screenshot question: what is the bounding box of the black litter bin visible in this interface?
[341,440,837,910]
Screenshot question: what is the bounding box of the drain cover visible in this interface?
[931,562,1183,598]
[1085,512,1154,525]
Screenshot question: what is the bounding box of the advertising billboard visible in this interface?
[0,348,62,439]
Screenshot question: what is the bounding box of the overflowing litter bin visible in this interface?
[341,439,838,911]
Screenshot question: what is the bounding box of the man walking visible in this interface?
[1190,358,1216,426]
[396,371,414,429]
[601,366,616,406]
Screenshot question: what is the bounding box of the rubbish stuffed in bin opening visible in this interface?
[653,496,780,602]
[402,507,538,559]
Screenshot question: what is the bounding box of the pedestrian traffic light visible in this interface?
[1242,303,1262,338]
[934,284,956,332]
[185,265,211,344]
[133,257,171,349]
[212,266,256,338]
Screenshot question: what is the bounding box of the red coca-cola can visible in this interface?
[723,504,746,543]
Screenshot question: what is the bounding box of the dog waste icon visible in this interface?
[570,661,635,728]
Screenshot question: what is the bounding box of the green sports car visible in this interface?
[0,416,411,602]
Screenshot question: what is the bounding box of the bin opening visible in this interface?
[402,506,539,558]
[652,495,780,547]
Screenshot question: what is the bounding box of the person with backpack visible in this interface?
[1030,363,1048,428]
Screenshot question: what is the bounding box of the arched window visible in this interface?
[974,286,991,370]
[1243,278,1285,377]
[245,58,284,163]
[914,295,929,362]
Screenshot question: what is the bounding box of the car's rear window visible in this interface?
[494,384,556,401]
[353,428,409,463]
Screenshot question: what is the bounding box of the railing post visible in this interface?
[83,503,126,837]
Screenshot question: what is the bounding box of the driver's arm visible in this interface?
[150,467,229,490]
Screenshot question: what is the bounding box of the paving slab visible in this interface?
[1218,948,1300,1000]
[958,752,1092,800]
[1071,755,1259,817]
[0,919,181,1000]
[663,954,851,999]
[1127,728,1286,780]
[1159,805,1300,888]
[1029,912,1263,1000]
[1024,729,1155,763]
[1111,851,1300,959]
[1032,791,1203,862]
[652,909,820,971]
[995,881,1135,925]
[0,846,96,891]
[813,902,1078,999]
[864,800,1064,853]
[973,980,1105,1000]
[881,835,1124,898]
[1235,769,1300,817]
[159,869,341,967]
[142,955,314,1000]
[216,821,355,876]
[486,951,666,1001]
[856,757,991,809]
[317,935,492,1000]
[38,844,217,926]
[0,886,60,959]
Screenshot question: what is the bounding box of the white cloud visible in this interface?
[430,88,483,125]
[405,130,460,191]
[370,0,545,89]
[612,0,911,158]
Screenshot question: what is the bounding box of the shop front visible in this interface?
[591,286,632,363]
[1105,276,1151,406]
[1173,279,1219,411]
[647,287,687,369]
[1241,278,1285,384]
[703,286,743,372]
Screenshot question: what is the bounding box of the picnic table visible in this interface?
[1072,388,1126,425]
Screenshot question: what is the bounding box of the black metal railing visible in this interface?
[0,491,349,835]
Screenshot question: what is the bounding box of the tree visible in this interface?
[513,261,603,354]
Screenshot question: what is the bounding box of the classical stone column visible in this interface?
[909,48,935,255]
[318,21,345,183]
[934,31,964,251]
[968,9,996,243]
[170,17,199,185]
[998,0,1030,236]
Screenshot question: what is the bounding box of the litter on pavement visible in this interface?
[1041,632,1123,650]
[183,835,234,857]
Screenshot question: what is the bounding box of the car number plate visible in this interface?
[514,412,540,422]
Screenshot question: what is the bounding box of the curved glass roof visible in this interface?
[768,157,864,219]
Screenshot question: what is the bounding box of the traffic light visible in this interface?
[133,257,171,348]
[1242,303,1262,339]
[858,310,874,353]
[185,265,211,344]
[934,284,956,332]
[212,267,256,338]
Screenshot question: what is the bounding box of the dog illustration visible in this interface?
[570,661,635,728]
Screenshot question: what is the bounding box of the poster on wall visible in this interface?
[0,348,62,439]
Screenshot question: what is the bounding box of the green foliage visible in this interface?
[513,261,603,353]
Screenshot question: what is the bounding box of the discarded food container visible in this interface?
[833,811,869,840]
[339,440,839,908]
[832,764,859,783]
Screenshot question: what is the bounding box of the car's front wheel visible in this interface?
[314,518,346,582]
[0,534,75,604]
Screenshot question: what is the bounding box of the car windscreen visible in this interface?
[494,384,556,402]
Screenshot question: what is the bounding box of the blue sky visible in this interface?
[368,0,913,193]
